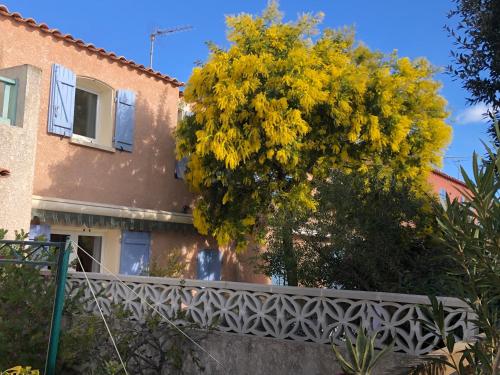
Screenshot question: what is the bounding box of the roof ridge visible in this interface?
[0,4,183,87]
[431,169,467,188]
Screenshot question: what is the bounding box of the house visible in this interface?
[0,4,469,285]
[428,169,468,205]
[0,5,266,283]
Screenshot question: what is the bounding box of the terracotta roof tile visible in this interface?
[431,169,467,188]
[0,4,183,87]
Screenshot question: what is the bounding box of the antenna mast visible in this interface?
[149,25,193,69]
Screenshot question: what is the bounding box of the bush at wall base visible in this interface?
[0,229,210,374]
[59,303,209,374]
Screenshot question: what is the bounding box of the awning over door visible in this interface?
[32,195,193,232]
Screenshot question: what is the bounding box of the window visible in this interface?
[74,88,98,139]
[177,99,192,123]
[197,249,222,281]
[439,188,447,207]
[71,76,114,147]
[76,235,102,273]
[50,232,102,273]
[175,157,188,180]
[48,64,136,151]
[0,75,17,126]
[175,100,192,179]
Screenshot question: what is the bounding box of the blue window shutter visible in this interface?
[175,156,189,179]
[28,224,51,241]
[48,64,76,136]
[197,249,222,281]
[271,274,284,286]
[119,231,150,275]
[114,90,136,152]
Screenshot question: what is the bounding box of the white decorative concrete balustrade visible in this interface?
[66,272,474,356]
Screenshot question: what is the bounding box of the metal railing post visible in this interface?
[45,241,71,375]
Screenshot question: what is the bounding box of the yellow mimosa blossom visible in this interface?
[175,2,452,249]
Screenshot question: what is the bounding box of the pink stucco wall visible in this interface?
[0,17,191,213]
[0,16,269,284]
[427,170,468,202]
[151,230,269,284]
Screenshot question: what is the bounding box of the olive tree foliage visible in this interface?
[446,0,500,142]
[258,170,454,293]
[176,2,452,249]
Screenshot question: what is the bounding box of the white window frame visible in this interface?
[70,76,115,151]
[439,188,448,207]
[0,75,17,126]
[72,85,101,143]
[51,227,106,272]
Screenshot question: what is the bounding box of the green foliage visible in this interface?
[407,360,447,375]
[446,0,500,143]
[59,304,207,374]
[147,248,186,278]
[177,2,452,249]
[419,126,500,374]
[0,230,208,374]
[0,231,56,371]
[258,170,454,294]
[331,328,393,375]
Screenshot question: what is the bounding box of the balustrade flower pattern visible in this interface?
[67,273,474,356]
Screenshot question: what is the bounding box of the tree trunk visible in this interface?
[282,219,298,286]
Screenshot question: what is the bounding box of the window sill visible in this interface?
[0,118,14,126]
[70,137,115,153]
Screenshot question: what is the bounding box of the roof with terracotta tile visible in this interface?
[0,4,183,87]
[431,169,467,188]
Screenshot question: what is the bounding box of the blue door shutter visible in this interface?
[197,249,222,281]
[119,231,150,275]
[114,90,136,152]
[174,156,189,179]
[28,224,51,241]
[48,64,76,136]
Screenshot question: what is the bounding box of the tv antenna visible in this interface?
[149,25,193,69]
[444,156,469,178]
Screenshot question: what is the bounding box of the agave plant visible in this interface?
[331,328,393,375]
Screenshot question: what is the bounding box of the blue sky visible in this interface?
[5,0,489,178]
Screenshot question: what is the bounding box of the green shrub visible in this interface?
[59,304,207,374]
[0,230,56,370]
[430,127,499,374]
[0,230,208,374]
[409,124,500,374]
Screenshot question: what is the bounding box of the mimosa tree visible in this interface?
[176,3,452,249]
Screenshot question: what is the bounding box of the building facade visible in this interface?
[0,5,468,285]
[428,169,468,205]
[0,5,266,283]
